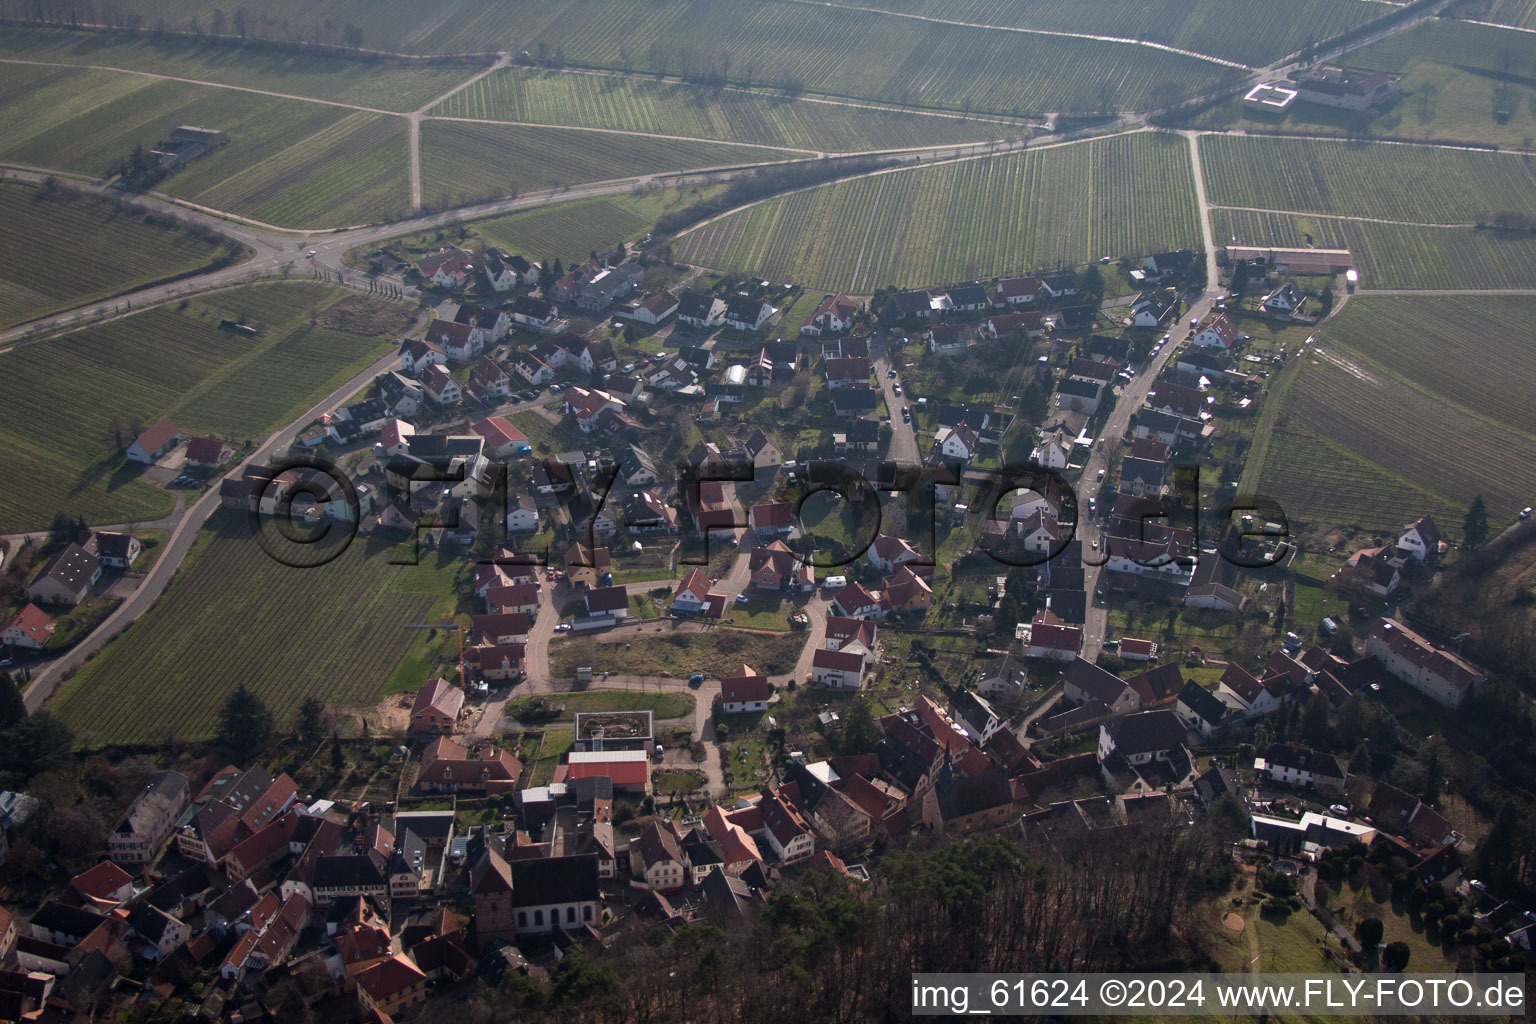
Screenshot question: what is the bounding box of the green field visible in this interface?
[1244,296,1536,534]
[50,516,461,746]
[0,62,410,227]
[676,131,1201,290]
[418,120,797,210]
[41,0,1234,115]
[0,24,482,110]
[1199,134,1536,223]
[0,282,399,532]
[0,181,230,330]
[1211,208,1536,289]
[1480,0,1536,29]
[434,68,1032,150]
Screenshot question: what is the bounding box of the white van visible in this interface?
[822,576,847,590]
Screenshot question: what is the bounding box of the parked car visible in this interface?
[1522,506,1534,520]
[554,623,572,632]
[892,383,902,395]
[688,673,705,686]
[901,407,911,422]
[735,593,750,604]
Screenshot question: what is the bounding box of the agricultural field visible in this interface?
[1211,208,1536,289]
[1480,0,1536,29]
[434,68,1032,151]
[840,0,1394,66]
[0,24,482,110]
[676,131,1201,291]
[1199,134,1536,223]
[0,282,399,533]
[0,62,410,227]
[361,184,724,269]
[49,515,463,747]
[34,0,1235,115]
[418,120,797,211]
[0,181,232,330]
[1244,298,1536,534]
[169,110,410,227]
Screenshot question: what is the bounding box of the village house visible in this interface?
[399,339,447,377]
[801,292,859,336]
[417,248,473,289]
[831,582,884,620]
[424,320,484,363]
[1130,288,1178,328]
[676,291,726,329]
[481,247,537,291]
[724,295,775,333]
[624,490,679,534]
[934,423,979,461]
[1337,546,1402,598]
[811,646,867,691]
[720,668,773,714]
[1097,710,1195,793]
[416,737,520,796]
[1024,609,1081,661]
[1055,378,1101,415]
[183,436,229,470]
[976,653,1028,704]
[409,678,464,737]
[1366,618,1486,708]
[455,302,512,342]
[420,364,462,406]
[1256,743,1346,794]
[470,416,530,458]
[512,351,554,386]
[1261,281,1305,316]
[1062,657,1139,716]
[824,356,869,389]
[108,770,190,866]
[1174,680,1234,740]
[1192,313,1240,350]
[1,602,55,649]
[1396,515,1441,563]
[628,290,679,325]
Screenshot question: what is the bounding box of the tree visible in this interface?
[0,712,74,778]
[1382,941,1411,972]
[297,696,326,744]
[1464,494,1489,550]
[330,733,344,771]
[1229,258,1249,297]
[0,675,27,730]
[1301,690,1332,749]
[217,685,273,758]
[841,697,879,754]
[1355,916,1384,948]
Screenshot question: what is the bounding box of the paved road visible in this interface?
[873,335,919,466]
[1077,130,1225,662]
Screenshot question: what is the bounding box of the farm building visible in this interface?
[125,417,181,464]
[1223,246,1353,276]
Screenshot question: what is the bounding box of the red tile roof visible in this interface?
[471,416,527,450]
[721,671,772,705]
[3,603,55,646]
[131,416,180,455]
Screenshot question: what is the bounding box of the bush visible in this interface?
[1382,941,1411,972]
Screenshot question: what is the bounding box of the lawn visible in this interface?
[0,281,401,533]
[417,120,797,211]
[434,67,1032,150]
[654,770,705,795]
[1199,133,1536,224]
[0,181,235,331]
[0,24,484,110]
[548,628,804,679]
[504,688,695,721]
[0,62,410,228]
[1243,298,1536,536]
[675,131,1202,291]
[50,513,466,747]
[720,597,796,632]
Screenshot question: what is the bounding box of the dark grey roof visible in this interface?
[312,854,386,889]
[1056,378,1100,400]
[1178,680,1230,726]
[510,854,599,906]
[831,387,878,413]
[1263,743,1344,779]
[1102,710,1188,757]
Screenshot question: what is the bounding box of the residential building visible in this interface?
[125,417,180,464]
[1256,743,1346,794]
[1365,618,1486,708]
[109,770,191,866]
